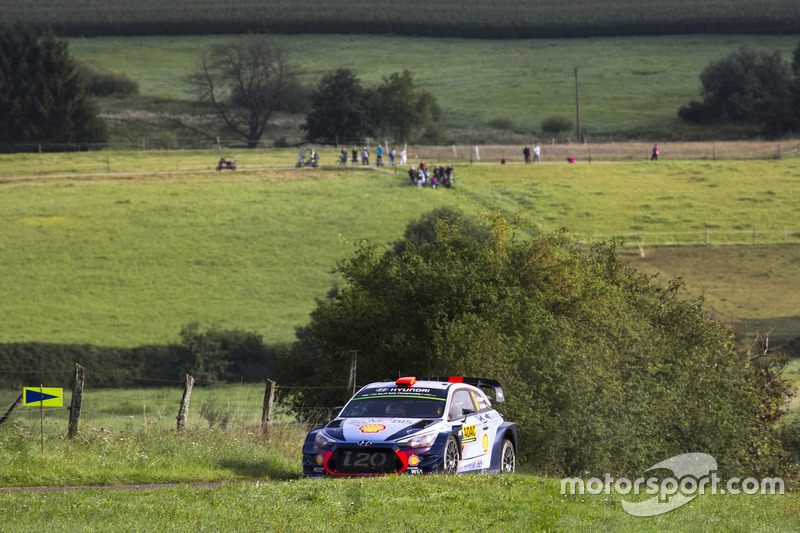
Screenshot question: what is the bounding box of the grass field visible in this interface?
[1,152,799,347]
[0,420,797,532]
[65,34,800,139]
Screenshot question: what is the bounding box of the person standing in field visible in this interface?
[651,144,660,161]
[352,147,358,165]
[533,143,541,163]
[361,146,370,165]
[400,149,407,165]
[523,145,531,164]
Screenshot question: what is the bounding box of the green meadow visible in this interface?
[0,420,798,532]
[66,34,800,137]
[1,152,799,347]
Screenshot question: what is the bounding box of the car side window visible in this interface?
[448,389,477,421]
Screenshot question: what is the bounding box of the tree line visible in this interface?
[5,26,800,150]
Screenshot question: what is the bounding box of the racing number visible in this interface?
[462,424,477,444]
[342,451,387,468]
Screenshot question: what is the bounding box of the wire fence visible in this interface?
[1,139,798,164]
[588,229,800,248]
[0,368,348,439]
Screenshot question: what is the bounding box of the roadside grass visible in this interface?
[66,34,800,138]
[1,155,799,347]
[0,429,797,532]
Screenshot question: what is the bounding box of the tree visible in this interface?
[277,209,793,477]
[0,26,107,150]
[678,47,795,135]
[373,70,439,142]
[303,68,372,144]
[187,36,301,148]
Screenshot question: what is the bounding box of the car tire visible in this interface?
[441,435,460,474]
[500,439,515,473]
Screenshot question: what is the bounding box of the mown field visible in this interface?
[64,33,800,142]
[1,151,799,348]
[7,0,800,39]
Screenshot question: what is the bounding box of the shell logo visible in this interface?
[408,455,420,466]
[358,423,387,433]
[483,434,489,452]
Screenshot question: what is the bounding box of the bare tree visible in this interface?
[188,36,300,148]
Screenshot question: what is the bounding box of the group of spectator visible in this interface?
[409,162,453,189]
[340,145,408,167]
[522,144,541,163]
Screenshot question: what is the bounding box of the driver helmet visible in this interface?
[385,401,405,416]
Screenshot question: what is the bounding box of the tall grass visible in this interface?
[0,425,797,532]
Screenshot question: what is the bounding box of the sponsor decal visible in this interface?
[408,455,420,466]
[482,434,489,452]
[359,423,387,433]
[463,424,477,444]
[315,454,324,465]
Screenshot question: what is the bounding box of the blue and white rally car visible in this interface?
[302,376,517,476]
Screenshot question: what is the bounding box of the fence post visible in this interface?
[262,379,276,435]
[348,350,358,396]
[0,393,23,427]
[176,374,195,434]
[67,363,85,439]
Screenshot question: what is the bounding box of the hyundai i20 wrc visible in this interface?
[302,376,517,476]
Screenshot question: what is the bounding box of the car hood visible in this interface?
[324,417,443,443]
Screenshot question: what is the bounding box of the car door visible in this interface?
[448,388,487,472]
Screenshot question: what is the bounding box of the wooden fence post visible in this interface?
[67,363,85,438]
[348,350,357,396]
[0,393,23,427]
[261,379,275,434]
[176,374,195,434]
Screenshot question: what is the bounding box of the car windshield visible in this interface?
[340,386,448,418]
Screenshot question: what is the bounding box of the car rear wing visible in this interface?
[435,376,506,403]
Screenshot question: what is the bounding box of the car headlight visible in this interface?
[314,431,337,448]
[397,431,437,448]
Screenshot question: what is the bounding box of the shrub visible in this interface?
[277,209,795,478]
[488,117,515,130]
[541,115,573,134]
[76,61,139,97]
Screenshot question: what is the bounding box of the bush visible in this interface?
[488,117,515,130]
[277,209,795,478]
[541,115,573,134]
[76,61,139,97]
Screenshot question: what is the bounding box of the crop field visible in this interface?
[1,151,799,348]
[6,0,800,39]
[64,33,800,138]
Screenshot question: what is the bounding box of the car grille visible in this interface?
[327,448,403,474]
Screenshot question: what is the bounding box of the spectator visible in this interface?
[352,147,358,165]
[523,145,531,164]
[651,144,660,161]
[361,146,370,166]
[533,143,541,163]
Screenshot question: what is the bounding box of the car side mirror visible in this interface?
[461,407,475,418]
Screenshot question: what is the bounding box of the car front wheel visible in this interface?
[441,435,460,474]
[501,439,515,473]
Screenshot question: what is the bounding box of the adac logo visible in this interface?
[358,423,386,433]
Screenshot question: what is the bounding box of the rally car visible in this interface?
[302,376,517,476]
